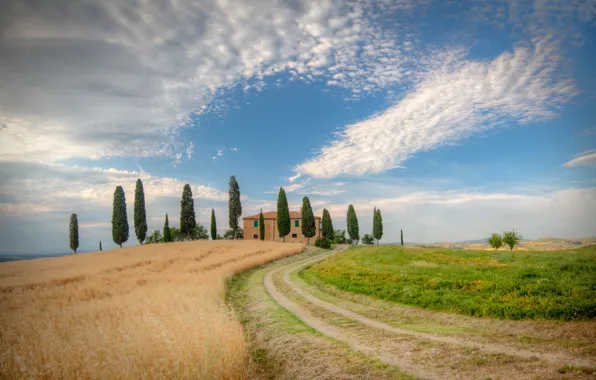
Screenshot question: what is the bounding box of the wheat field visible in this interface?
[0,241,304,379]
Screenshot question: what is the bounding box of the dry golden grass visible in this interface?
[0,240,304,379]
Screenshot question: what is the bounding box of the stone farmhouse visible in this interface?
[243,211,321,244]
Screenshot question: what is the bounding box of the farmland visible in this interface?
[304,246,596,320]
[0,241,304,379]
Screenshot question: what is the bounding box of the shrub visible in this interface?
[362,234,374,245]
[314,237,331,249]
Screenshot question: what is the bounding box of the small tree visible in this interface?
[487,233,503,250]
[372,207,383,244]
[362,234,374,245]
[333,229,346,244]
[180,184,197,241]
[259,209,265,241]
[190,225,209,240]
[401,229,404,246]
[163,214,172,243]
[347,204,359,244]
[210,209,217,240]
[151,229,162,243]
[277,187,291,242]
[112,186,129,248]
[228,176,242,239]
[321,209,334,240]
[301,196,316,244]
[99,241,102,252]
[69,213,79,254]
[134,179,148,244]
[502,229,522,251]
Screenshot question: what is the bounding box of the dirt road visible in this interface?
[263,246,596,379]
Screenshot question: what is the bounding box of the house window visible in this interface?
[295,220,299,227]
[253,234,259,239]
[254,220,258,228]
[292,233,298,238]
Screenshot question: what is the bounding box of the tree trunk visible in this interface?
[307,237,309,244]
[119,243,122,248]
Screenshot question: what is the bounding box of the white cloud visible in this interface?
[296,38,576,178]
[0,0,422,163]
[320,187,596,242]
[0,162,227,217]
[217,149,224,157]
[287,172,302,183]
[564,151,596,167]
[230,147,238,151]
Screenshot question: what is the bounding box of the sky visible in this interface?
[0,0,595,254]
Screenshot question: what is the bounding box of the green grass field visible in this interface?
[303,246,596,320]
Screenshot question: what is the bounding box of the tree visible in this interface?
[487,233,503,250]
[259,209,265,241]
[134,179,147,244]
[502,229,522,251]
[301,196,316,244]
[321,209,335,240]
[362,234,374,245]
[151,229,162,243]
[210,209,217,240]
[224,228,243,240]
[373,207,383,244]
[99,241,102,252]
[401,229,404,246]
[347,204,359,244]
[163,214,172,243]
[180,184,197,240]
[112,185,129,248]
[69,213,79,254]
[190,225,209,240]
[333,229,347,244]
[228,176,242,239]
[277,187,291,242]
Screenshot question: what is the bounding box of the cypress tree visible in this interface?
[401,229,404,246]
[301,196,316,244]
[228,176,242,239]
[259,209,265,241]
[99,241,102,251]
[277,187,291,242]
[210,209,217,240]
[180,184,197,241]
[373,208,383,244]
[163,213,172,243]
[112,186,129,248]
[347,204,359,244]
[321,208,335,240]
[134,179,148,244]
[69,213,79,254]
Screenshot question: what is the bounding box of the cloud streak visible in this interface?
[564,150,596,167]
[296,38,576,178]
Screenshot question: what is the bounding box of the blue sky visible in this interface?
[0,0,595,254]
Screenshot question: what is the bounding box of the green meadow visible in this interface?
[303,246,596,320]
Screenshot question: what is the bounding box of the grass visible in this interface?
[226,247,414,379]
[304,245,596,321]
[0,240,304,379]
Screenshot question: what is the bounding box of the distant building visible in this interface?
[243,211,321,244]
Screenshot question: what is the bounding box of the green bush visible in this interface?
[314,237,332,249]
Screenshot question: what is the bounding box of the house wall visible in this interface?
[243,217,321,244]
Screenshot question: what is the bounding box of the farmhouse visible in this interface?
[243,211,322,244]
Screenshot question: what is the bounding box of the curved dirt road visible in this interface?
[263,246,596,379]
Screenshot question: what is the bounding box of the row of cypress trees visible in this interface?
[69,176,244,253]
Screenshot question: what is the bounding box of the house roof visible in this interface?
[243,211,321,220]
